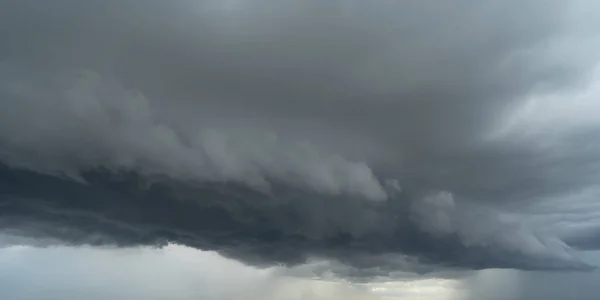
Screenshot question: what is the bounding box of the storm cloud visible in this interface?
[2,0,600,279]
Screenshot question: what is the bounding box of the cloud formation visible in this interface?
[1,0,600,278]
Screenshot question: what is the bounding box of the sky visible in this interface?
[0,241,462,300]
[2,241,600,299]
[2,0,600,299]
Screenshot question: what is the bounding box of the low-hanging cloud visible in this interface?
[2,0,600,279]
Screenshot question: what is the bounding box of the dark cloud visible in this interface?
[1,0,600,277]
[0,163,593,277]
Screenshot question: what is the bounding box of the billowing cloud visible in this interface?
[1,0,600,278]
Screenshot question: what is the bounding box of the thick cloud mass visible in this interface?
[1,0,600,278]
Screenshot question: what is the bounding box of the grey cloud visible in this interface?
[0,65,389,200]
[0,162,593,277]
[1,0,600,278]
[0,0,574,151]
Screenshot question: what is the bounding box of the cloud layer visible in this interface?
[2,0,600,278]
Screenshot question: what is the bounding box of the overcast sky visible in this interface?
[2,0,600,299]
[2,241,600,300]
